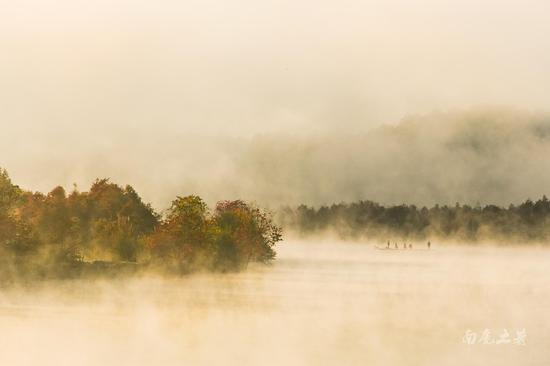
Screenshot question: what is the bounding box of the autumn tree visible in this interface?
[146,197,282,272]
[213,200,281,270]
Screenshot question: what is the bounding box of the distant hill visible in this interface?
[233,107,550,207]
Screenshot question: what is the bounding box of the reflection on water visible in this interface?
[1,241,549,365]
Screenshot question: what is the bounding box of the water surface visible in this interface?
[1,241,548,365]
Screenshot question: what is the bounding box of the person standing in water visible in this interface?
[427,241,431,249]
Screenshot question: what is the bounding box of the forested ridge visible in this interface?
[279,198,550,243]
[0,169,282,281]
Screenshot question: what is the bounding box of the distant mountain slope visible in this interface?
[233,107,550,206]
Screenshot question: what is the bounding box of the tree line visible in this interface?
[0,169,282,281]
[278,198,550,243]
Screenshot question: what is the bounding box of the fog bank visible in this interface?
[3,107,550,208]
[236,107,550,207]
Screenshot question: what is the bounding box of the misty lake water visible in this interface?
[1,240,549,365]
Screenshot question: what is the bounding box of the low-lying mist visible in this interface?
[1,239,547,366]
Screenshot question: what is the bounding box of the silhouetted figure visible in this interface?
[387,241,390,249]
[409,244,412,249]
[427,241,431,249]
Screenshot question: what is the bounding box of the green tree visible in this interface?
[146,195,212,271]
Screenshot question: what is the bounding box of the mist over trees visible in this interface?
[279,198,550,243]
[0,169,281,282]
[229,108,550,207]
[7,108,550,209]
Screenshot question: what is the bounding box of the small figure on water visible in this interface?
[427,241,431,249]
[387,241,390,249]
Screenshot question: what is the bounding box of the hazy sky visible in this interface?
[1,0,550,207]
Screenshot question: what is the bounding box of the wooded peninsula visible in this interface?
[0,168,282,282]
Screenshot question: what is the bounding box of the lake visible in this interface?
[1,240,548,365]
